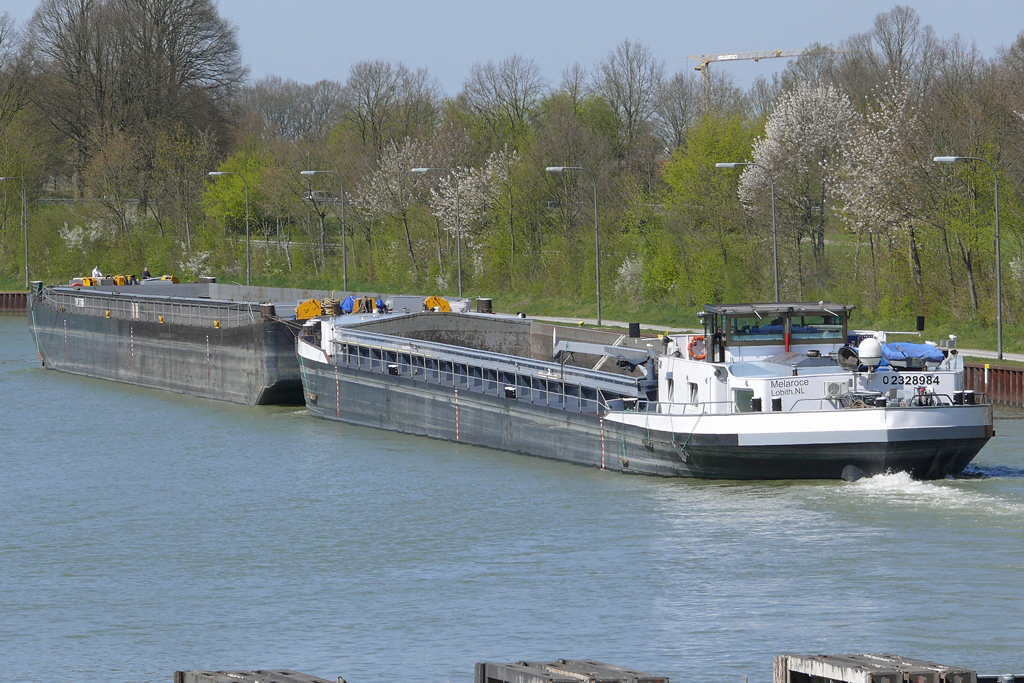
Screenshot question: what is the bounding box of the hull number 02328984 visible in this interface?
[881,373,940,386]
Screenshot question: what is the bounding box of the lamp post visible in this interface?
[208,171,250,286]
[0,176,28,289]
[934,155,1002,360]
[411,167,462,298]
[716,161,779,303]
[546,166,601,326]
[300,170,348,292]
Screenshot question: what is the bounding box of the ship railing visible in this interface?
[633,392,993,415]
[626,400,739,416]
[786,391,990,410]
[327,330,642,416]
[42,288,260,329]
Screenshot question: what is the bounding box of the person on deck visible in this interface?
[142,266,151,279]
[92,266,102,279]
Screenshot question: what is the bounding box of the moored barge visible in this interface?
[26,281,320,404]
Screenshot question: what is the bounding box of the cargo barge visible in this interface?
[26,281,326,405]
[296,302,993,480]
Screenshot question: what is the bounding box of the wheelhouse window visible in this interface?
[789,314,845,343]
[727,316,785,344]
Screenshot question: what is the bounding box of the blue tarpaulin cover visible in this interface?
[341,295,356,314]
[881,342,945,364]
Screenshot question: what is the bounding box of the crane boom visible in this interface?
[686,49,806,73]
[685,48,837,108]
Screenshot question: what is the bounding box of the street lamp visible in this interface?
[0,176,28,289]
[300,170,348,292]
[411,167,462,298]
[716,161,779,303]
[546,166,601,326]
[208,171,250,286]
[934,155,1002,360]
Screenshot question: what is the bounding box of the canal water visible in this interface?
[1,316,1021,682]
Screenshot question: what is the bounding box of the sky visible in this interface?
[5,0,1024,94]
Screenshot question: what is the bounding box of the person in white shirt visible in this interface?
[92,265,102,279]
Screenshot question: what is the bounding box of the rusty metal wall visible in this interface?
[0,291,26,314]
[965,362,1024,407]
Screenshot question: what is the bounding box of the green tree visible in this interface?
[661,113,760,302]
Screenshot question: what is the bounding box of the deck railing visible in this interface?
[40,287,259,329]
[324,328,642,415]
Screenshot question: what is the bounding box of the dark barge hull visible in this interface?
[27,286,303,405]
[298,352,991,480]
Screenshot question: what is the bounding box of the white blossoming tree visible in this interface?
[423,147,514,285]
[739,81,858,296]
[828,82,929,294]
[351,138,431,277]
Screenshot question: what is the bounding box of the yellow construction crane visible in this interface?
[687,50,807,76]
[686,49,835,107]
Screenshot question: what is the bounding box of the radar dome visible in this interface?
[858,337,883,367]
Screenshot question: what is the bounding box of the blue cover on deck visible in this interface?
[882,342,945,364]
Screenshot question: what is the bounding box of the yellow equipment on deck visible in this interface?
[296,299,323,321]
[353,296,376,313]
[423,295,450,312]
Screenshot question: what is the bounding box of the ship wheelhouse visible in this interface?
[698,302,855,363]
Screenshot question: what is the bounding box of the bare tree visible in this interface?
[748,74,781,120]
[239,76,344,142]
[779,43,839,90]
[343,60,440,158]
[702,69,748,119]
[342,59,402,155]
[26,0,245,192]
[654,70,700,150]
[461,54,546,144]
[84,129,142,234]
[559,61,588,111]
[0,13,28,132]
[872,5,923,81]
[113,0,247,126]
[593,39,665,145]
[26,0,115,186]
[395,66,442,141]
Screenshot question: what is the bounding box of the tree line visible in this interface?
[1,2,1023,334]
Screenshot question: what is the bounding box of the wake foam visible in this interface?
[845,470,1024,515]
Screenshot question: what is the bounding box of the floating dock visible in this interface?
[174,656,1021,683]
[175,671,336,683]
[476,660,667,683]
[774,654,977,683]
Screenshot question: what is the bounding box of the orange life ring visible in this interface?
[688,335,706,360]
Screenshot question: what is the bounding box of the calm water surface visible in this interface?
[1,316,1022,682]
